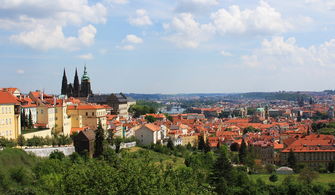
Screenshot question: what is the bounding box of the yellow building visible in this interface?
[35,104,56,131]
[55,100,72,136]
[0,91,21,139]
[67,104,107,131]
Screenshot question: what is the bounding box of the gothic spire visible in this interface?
[73,67,80,97]
[61,68,68,95]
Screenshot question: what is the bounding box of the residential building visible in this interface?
[0,91,21,139]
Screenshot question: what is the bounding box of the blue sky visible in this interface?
[1,0,335,94]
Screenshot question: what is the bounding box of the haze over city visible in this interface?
[1,0,335,93]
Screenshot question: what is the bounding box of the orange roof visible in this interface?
[144,123,161,131]
[0,91,19,104]
[68,104,107,110]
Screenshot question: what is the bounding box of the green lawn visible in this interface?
[250,173,335,185]
[124,147,185,168]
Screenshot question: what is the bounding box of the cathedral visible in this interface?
[61,66,93,98]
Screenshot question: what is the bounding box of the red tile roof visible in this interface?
[0,91,19,104]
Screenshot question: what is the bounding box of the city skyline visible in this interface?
[1,0,335,94]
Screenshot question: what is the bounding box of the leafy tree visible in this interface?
[204,141,211,153]
[94,119,104,158]
[230,142,240,152]
[298,168,319,184]
[114,137,122,153]
[328,161,335,173]
[269,174,278,182]
[287,149,297,170]
[17,135,26,147]
[145,115,157,123]
[239,139,247,164]
[210,146,233,194]
[107,129,114,146]
[49,150,65,160]
[167,138,174,150]
[198,135,205,151]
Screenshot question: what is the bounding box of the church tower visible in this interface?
[61,68,68,95]
[80,66,93,97]
[73,68,80,97]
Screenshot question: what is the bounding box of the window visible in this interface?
[86,112,88,116]
[92,112,94,116]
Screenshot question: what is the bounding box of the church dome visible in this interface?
[81,66,90,81]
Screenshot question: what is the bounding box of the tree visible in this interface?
[94,119,104,158]
[167,138,174,150]
[17,135,26,147]
[204,141,211,153]
[107,129,114,146]
[20,109,27,130]
[28,110,33,129]
[114,137,122,153]
[145,115,156,123]
[239,139,247,164]
[269,174,278,183]
[49,150,65,160]
[327,161,335,173]
[210,146,233,194]
[198,135,205,151]
[297,111,302,122]
[298,168,319,184]
[287,149,297,170]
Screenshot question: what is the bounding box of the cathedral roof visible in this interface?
[81,66,90,81]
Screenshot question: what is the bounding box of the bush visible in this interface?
[49,150,65,160]
[9,167,32,185]
[269,174,278,182]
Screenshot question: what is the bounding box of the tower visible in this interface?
[80,66,93,97]
[73,68,80,97]
[61,68,68,95]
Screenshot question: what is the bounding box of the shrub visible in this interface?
[269,174,278,183]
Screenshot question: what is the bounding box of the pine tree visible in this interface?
[204,141,211,153]
[288,149,297,170]
[167,138,174,150]
[28,110,33,129]
[198,135,205,151]
[210,146,233,194]
[94,119,104,158]
[21,109,26,130]
[239,139,247,164]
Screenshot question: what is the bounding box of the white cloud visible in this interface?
[176,0,219,13]
[77,53,93,60]
[220,50,232,56]
[120,45,135,51]
[242,36,335,69]
[106,0,128,4]
[0,0,106,50]
[10,24,97,51]
[16,69,24,74]
[211,1,291,35]
[124,34,143,44]
[163,13,215,48]
[129,9,153,26]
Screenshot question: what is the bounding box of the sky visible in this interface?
[1,0,335,94]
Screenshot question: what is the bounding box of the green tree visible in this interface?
[107,129,114,146]
[28,110,33,129]
[288,149,297,170]
[167,138,174,150]
[210,146,233,194]
[145,115,156,123]
[94,119,104,158]
[17,135,26,147]
[239,139,247,164]
[204,141,211,153]
[198,135,205,151]
[20,109,27,130]
[269,174,278,182]
[298,168,319,184]
[49,150,65,160]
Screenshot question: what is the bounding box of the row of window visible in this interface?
[0,118,12,126]
[1,107,12,115]
[0,130,13,137]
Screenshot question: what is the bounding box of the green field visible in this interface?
[250,173,335,185]
[124,146,186,168]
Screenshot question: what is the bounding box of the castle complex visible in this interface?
[61,66,93,98]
